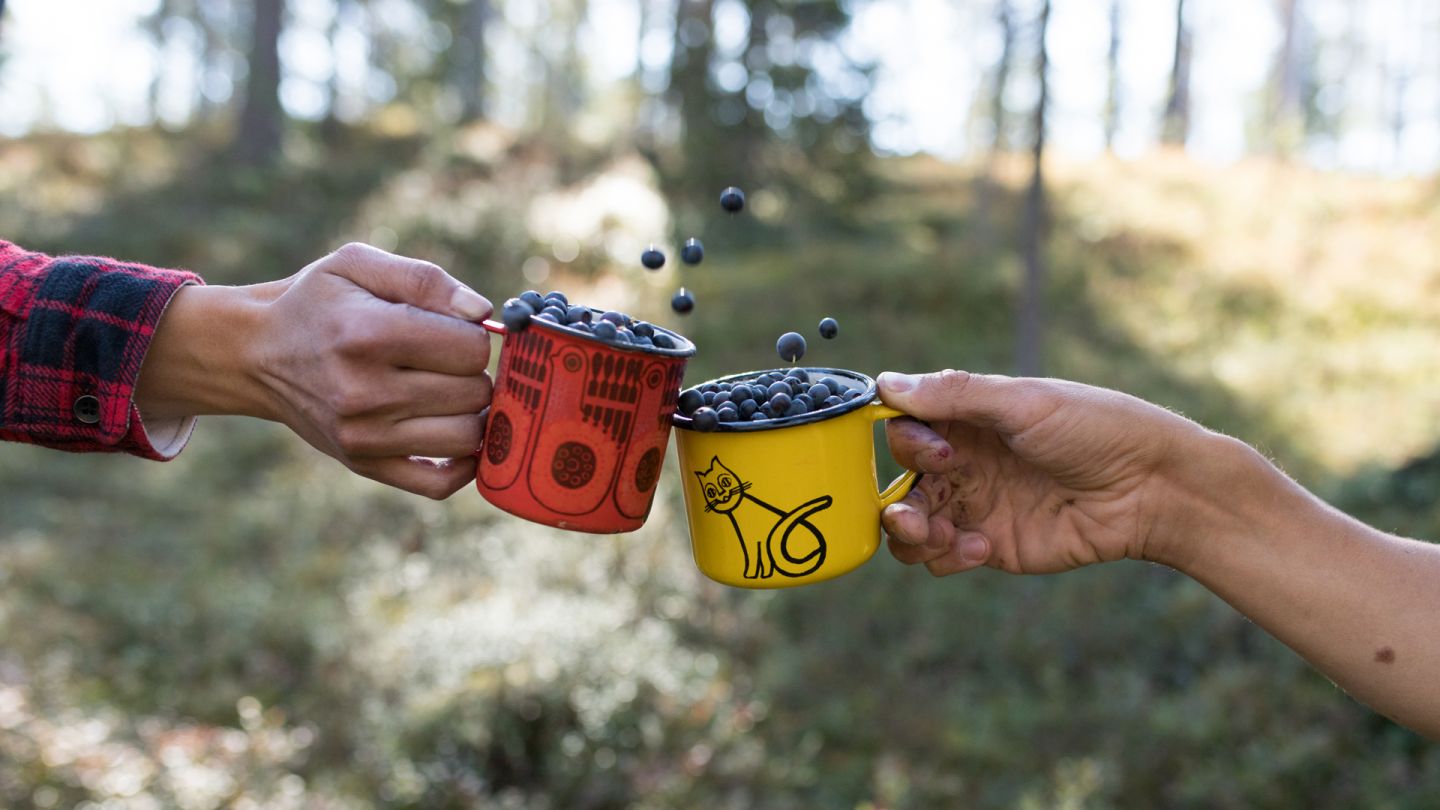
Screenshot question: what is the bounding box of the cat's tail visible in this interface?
[769,496,832,578]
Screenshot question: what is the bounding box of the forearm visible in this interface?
[1157,435,1440,738]
[133,282,285,421]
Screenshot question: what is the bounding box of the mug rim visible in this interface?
[518,307,698,358]
[672,367,878,433]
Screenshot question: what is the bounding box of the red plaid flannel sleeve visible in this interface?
[0,240,204,460]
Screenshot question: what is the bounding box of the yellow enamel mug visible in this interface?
[672,368,918,589]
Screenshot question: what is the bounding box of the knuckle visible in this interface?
[328,381,374,417]
[332,420,375,455]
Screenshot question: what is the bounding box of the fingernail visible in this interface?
[959,534,988,561]
[451,287,492,321]
[878,372,918,393]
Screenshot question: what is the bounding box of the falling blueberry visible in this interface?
[776,331,807,363]
[502,298,534,332]
[720,186,746,214]
[672,288,695,314]
[692,407,720,432]
[819,317,839,339]
[641,246,666,270]
[681,238,704,265]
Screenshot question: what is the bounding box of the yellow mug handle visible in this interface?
[863,402,920,507]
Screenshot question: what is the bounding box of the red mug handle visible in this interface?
[482,319,506,335]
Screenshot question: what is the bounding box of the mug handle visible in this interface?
[863,402,920,507]
[482,319,506,335]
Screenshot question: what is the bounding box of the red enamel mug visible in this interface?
[476,312,696,533]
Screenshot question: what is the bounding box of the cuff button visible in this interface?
[73,394,101,425]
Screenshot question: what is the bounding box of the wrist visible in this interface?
[1143,430,1296,573]
[134,284,277,421]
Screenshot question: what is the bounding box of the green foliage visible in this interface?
[1,127,1438,807]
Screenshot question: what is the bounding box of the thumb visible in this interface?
[324,242,492,321]
[877,369,1050,435]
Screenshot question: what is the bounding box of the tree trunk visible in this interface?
[1104,0,1122,152]
[1271,0,1303,155]
[456,0,488,122]
[990,0,1016,157]
[1016,0,1050,378]
[232,0,285,166]
[1161,0,1190,146]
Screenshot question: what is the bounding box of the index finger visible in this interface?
[370,303,494,376]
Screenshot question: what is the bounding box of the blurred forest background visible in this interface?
[2,0,1440,806]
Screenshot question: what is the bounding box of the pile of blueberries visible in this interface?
[500,290,680,350]
[676,369,865,431]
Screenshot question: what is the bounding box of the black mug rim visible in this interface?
[672,367,879,432]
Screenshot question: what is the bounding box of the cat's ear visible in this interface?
[694,469,708,484]
[708,455,721,470]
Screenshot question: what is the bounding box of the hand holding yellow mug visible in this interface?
[672,369,917,589]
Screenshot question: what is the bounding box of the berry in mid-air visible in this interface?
[776,332,807,363]
[819,317,839,339]
[641,246,666,270]
[681,238,704,265]
[720,186,746,214]
[672,288,695,314]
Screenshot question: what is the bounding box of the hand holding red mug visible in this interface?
[136,242,494,498]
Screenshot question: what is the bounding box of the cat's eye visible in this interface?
[705,486,716,498]
[719,476,732,488]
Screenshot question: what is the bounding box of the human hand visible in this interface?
[877,370,1219,577]
[137,243,494,498]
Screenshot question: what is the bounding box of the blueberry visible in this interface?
[718,408,739,423]
[541,305,567,321]
[613,330,633,343]
[679,389,704,415]
[594,320,618,341]
[769,392,792,412]
[702,391,716,405]
[713,391,733,406]
[740,399,759,418]
[501,298,534,332]
[731,384,753,403]
[785,399,809,417]
[757,373,777,388]
[681,238,704,265]
[750,412,769,422]
[719,382,734,391]
[633,322,655,338]
[819,317,839,339]
[600,311,625,326]
[808,383,830,401]
[843,388,863,401]
[760,403,776,417]
[822,377,846,395]
[766,381,789,400]
[796,394,814,409]
[653,333,675,349]
[636,336,655,347]
[701,383,720,393]
[545,290,569,306]
[520,290,546,312]
[777,330,812,360]
[692,407,720,432]
[641,246,665,270]
[822,395,843,409]
[793,369,810,383]
[671,288,695,314]
[717,399,739,413]
[566,305,592,324]
[720,186,746,213]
